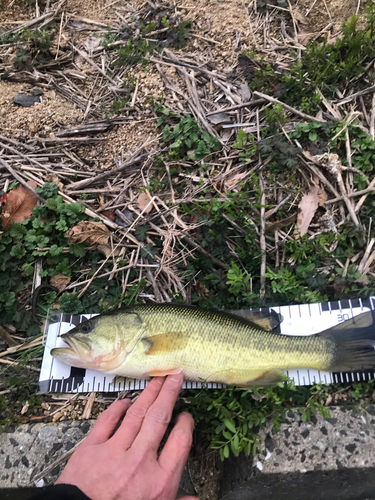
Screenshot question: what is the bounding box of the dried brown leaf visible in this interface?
[226,171,248,187]
[101,210,116,222]
[66,221,110,248]
[137,192,153,213]
[97,244,123,258]
[297,30,316,45]
[0,325,19,347]
[318,185,328,207]
[292,8,309,24]
[1,180,38,230]
[296,186,319,237]
[45,174,64,193]
[50,273,71,293]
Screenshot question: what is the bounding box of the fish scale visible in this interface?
[49,303,375,387]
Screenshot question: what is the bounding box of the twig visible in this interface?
[0,134,35,152]
[0,336,43,358]
[265,194,292,220]
[191,33,222,45]
[70,43,117,85]
[318,154,360,226]
[325,186,375,205]
[259,174,266,304]
[181,236,229,270]
[336,84,375,106]
[370,93,375,140]
[359,95,370,126]
[81,392,96,419]
[253,91,325,122]
[0,358,40,371]
[131,76,140,107]
[361,250,375,276]
[66,152,149,191]
[316,89,342,120]
[299,155,340,198]
[358,238,375,273]
[149,56,227,81]
[0,157,45,202]
[55,11,64,60]
[206,100,266,116]
[355,177,375,213]
[322,0,333,23]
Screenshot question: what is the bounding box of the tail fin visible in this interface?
[321,311,375,372]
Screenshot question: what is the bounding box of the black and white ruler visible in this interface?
[37,297,375,394]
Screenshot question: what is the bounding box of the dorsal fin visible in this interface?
[228,309,283,331]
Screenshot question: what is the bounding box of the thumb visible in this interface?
[177,497,200,500]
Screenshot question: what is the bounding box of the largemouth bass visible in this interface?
[51,303,375,387]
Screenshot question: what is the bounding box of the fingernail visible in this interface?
[169,372,183,382]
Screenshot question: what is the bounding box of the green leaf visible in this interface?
[222,430,232,440]
[134,225,150,242]
[223,444,230,459]
[56,220,68,232]
[0,291,16,307]
[36,182,59,198]
[10,245,26,259]
[231,434,240,456]
[22,263,34,276]
[27,323,41,336]
[309,131,318,141]
[141,243,156,258]
[59,292,83,314]
[9,223,27,240]
[244,440,251,456]
[224,419,237,434]
[50,244,64,257]
[55,258,71,276]
[69,243,86,258]
[63,202,85,218]
[46,195,64,212]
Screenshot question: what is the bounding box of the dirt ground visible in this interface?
[0,0,365,150]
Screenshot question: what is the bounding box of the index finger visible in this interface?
[131,373,183,454]
[111,376,165,449]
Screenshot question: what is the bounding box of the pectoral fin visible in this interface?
[229,309,283,331]
[141,332,189,355]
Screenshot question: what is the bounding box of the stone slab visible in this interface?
[220,405,375,500]
[0,419,195,497]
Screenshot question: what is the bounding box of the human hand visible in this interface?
[56,373,197,500]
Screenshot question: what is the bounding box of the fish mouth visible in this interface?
[51,334,93,359]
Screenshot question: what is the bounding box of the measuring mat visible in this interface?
[38,297,375,394]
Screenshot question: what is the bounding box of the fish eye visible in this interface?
[80,321,92,333]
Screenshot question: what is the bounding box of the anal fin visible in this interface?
[147,368,183,377]
[237,369,285,388]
